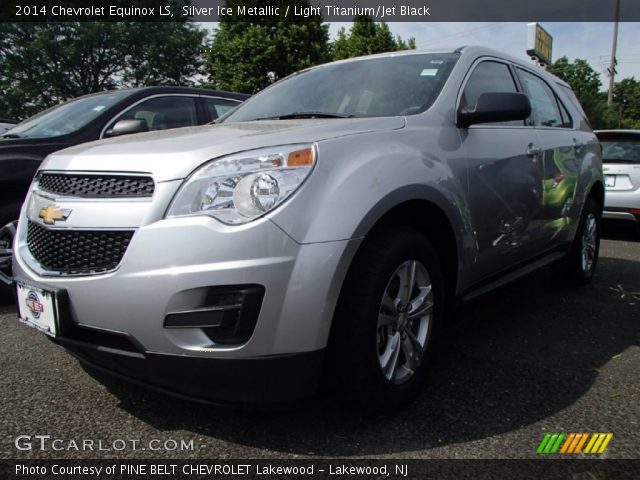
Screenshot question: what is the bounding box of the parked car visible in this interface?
[13,47,603,409]
[595,130,640,223]
[0,87,248,287]
[0,119,17,134]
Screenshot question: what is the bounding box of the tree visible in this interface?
[547,56,615,129]
[205,0,330,93]
[332,16,416,60]
[0,17,206,120]
[613,77,640,129]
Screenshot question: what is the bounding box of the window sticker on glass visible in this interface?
[93,105,106,112]
[421,68,438,76]
[430,60,444,65]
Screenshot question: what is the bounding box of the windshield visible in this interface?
[223,53,459,122]
[601,139,640,164]
[3,90,133,138]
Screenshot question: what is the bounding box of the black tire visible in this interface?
[552,198,601,286]
[326,226,445,411]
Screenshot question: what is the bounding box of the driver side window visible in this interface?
[107,96,198,134]
[462,61,524,126]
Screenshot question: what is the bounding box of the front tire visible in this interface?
[0,221,17,303]
[327,226,444,411]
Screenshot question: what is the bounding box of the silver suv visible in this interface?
[13,47,604,409]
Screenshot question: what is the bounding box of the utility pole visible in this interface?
[607,0,620,106]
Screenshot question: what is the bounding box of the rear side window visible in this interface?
[557,97,573,128]
[203,97,240,121]
[600,139,640,164]
[517,69,563,128]
[559,84,590,127]
[461,61,523,126]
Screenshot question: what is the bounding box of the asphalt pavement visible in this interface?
[1,221,638,460]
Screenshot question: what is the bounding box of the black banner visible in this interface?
[1,0,640,22]
[2,459,640,480]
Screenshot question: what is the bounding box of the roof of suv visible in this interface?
[318,46,571,89]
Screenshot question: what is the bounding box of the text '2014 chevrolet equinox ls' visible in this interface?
[14,47,604,410]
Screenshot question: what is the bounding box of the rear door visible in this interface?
[515,68,582,246]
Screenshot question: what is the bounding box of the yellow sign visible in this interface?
[526,23,553,65]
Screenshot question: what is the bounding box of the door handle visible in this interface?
[526,143,542,157]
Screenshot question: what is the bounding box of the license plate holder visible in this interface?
[605,175,616,188]
[16,281,60,337]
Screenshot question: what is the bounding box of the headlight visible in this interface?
[166,144,316,225]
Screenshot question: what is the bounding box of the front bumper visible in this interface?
[57,335,325,404]
[14,215,360,401]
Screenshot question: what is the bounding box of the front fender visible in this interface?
[269,127,470,244]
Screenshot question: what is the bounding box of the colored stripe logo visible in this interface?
[537,433,613,454]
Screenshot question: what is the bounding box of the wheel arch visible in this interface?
[588,180,605,215]
[325,187,465,347]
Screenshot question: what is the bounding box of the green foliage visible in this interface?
[205,0,330,93]
[548,56,607,127]
[548,56,640,129]
[332,16,416,60]
[0,16,206,120]
[613,77,640,129]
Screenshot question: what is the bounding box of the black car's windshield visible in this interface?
[601,138,640,164]
[223,53,459,123]
[3,90,133,139]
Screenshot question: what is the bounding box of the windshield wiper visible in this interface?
[253,112,353,121]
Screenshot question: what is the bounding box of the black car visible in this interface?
[0,86,248,287]
[0,119,16,134]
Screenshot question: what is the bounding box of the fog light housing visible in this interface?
[164,285,264,345]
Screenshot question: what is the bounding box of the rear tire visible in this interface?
[326,226,444,411]
[552,198,601,286]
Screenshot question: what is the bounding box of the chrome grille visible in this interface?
[37,173,154,198]
[27,221,134,274]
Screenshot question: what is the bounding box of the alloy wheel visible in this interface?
[377,260,433,385]
[581,213,597,274]
[0,221,17,285]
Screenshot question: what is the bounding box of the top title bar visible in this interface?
[2,0,640,22]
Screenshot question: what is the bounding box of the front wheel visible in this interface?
[0,221,18,303]
[327,226,444,411]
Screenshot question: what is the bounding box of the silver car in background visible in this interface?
[596,130,640,223]
[13,47,604,410]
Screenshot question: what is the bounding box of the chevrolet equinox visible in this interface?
[14,47,604,409]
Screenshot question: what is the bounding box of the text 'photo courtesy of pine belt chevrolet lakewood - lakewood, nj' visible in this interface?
[12,46,604,411]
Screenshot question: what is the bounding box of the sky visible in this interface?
[330,22,640,86]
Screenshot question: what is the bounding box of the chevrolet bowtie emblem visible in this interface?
[38,205,72,225]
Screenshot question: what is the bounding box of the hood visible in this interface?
[38,117,405,181]
[0,135,69,150]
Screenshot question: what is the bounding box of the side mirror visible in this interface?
[104,119,149,138]
[457,92,531,128]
